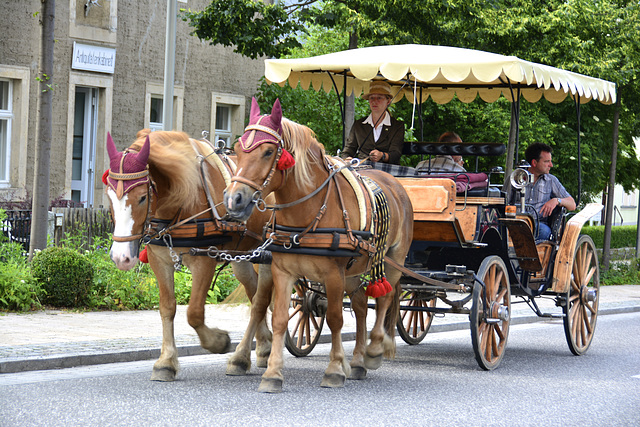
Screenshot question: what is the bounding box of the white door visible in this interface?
[71,87,98,207]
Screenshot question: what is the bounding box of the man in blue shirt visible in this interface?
[512,142,576,241]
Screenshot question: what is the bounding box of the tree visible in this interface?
[184,0,640,201]
[29,0,55,258]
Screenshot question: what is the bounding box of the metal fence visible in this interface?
[1,208,113,251]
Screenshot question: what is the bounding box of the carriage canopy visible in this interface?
[264,44,616,105]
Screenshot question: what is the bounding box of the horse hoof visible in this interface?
[349,366,367,380]
[226,360,249,376]
[150,366,177,382]
[364,353,383,370]
[258,377,283,393]
[321,373,346,388]
[256,356,269,368]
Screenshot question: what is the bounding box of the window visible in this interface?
[215,105,232,147]
[0,80,12,187]
[144,82,184,131]
[211,93,245,149]
[149,96,163,131]
[621,190,637,208]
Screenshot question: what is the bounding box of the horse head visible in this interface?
[105,132,154,270]
[224,97,294,221]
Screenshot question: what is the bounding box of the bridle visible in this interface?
[108,150,154,243]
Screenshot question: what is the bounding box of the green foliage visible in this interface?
[600,258,640,285]
[181,0,305,59]
[174,265,241,305]
[31,247,94,308]
[82,238,159,310]
[581,225,637,249]
[0,211,42,311]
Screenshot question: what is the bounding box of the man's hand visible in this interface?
[540,198,560,217]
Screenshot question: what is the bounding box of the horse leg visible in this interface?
[365,261,402,370]
[184,256,231,354]
[227,263,273,375]
[258,266,294,393]
[345,277,368,380]
[148,246,180,381]
[320,266,350,388]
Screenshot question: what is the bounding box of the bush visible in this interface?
[581,225,637,249]
[81,237,159,310]
[31,247,94,307]
[174,264,239,305]
[0,241,42,312]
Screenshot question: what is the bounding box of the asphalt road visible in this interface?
[1,312,638,426]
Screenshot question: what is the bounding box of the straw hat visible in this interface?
[363,81,393,100]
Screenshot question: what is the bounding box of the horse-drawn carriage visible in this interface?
[106,44,615,391]
[262,44,614,370]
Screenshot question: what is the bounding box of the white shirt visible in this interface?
[363,111,391,141]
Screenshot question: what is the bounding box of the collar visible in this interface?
[363,111,391,128]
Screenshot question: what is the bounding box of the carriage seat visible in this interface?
[416,171,494,197]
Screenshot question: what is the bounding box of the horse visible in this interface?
[105,129,273,381]
[223,98,414,392]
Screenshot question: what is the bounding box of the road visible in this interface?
[1,312,639,426]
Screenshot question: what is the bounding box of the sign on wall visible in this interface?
[72,42,116,74]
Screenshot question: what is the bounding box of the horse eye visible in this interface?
[139,195,147,205]
[264,148,275,158]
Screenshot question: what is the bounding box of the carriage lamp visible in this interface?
[510,168,534,213]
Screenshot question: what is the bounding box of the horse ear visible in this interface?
[106,132,119,161]
[271,99,282,127]
[136,135,151,165]
[250,97,261,122]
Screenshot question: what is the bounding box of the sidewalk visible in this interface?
[1,285,639,374]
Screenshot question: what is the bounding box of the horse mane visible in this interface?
[280,118,325,191]
[131,129,203,213]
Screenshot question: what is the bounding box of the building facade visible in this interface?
[0,0,266,208]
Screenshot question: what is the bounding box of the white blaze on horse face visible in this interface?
[107,188,139,270]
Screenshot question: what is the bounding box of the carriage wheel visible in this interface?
[470,256,511,370]
[396,290,436,345]
[563,235,600,356]
[284,279,326,357]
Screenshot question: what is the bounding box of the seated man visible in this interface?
[416,131,466,173]
[506,142,576,241]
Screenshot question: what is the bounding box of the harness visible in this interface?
[109,137,249,252]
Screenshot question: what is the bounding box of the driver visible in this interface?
[340,81,405,165]
[507,142,576,241]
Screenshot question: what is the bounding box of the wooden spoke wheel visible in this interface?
[284,279,326,357]
[563,235,600,356]
[470,256,511,370]
[397,289,436,345]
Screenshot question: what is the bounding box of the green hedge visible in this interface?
[581,225,637,249]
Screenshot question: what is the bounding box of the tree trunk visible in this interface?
[29,0,55,259]
[602,94,621,271]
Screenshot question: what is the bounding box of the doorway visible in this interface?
[71,87,98,207]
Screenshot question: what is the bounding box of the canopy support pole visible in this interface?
[573,95,583,206]
[327,71,347,150]
[504,79,521,182]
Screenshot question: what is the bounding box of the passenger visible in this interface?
[340,81,405,165]
[508,142,576,241]
[416,131,466,173]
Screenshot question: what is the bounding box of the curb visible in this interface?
[1,305,638,374]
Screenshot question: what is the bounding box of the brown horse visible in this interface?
[223,99,413,392]
[106,129,273,381]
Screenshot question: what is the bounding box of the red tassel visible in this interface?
[381,277,392,294]
[102,170,110,185]
[276,149,295,170]
[365,278,392,298]
[139,247,149,263]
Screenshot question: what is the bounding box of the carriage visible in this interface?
[266,44,615,370]
[105,45,615,391]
